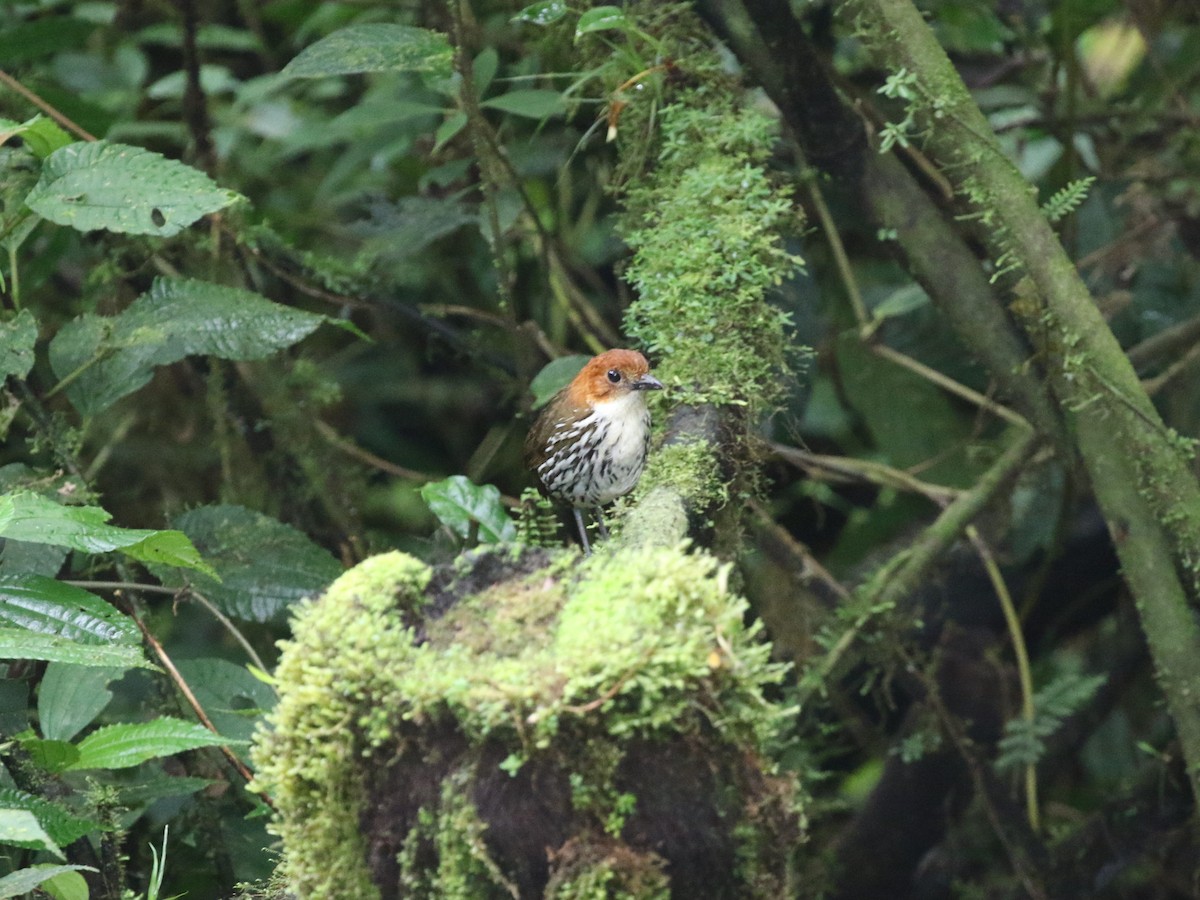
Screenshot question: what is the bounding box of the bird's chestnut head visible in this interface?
[566,349,663,407]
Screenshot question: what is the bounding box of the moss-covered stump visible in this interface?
[251,545,805,899]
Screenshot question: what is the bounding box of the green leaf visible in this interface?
[19,737,80,774]
[0,574,139,644]
[0,808,62,858]
[0,865,93,900]
[0,788,105,846]
[512,0,570,26]
[38,663,124,741]
[481,89,565,119]
[49,277,328,415]
[67,717,245,771]
[872,283,930,320]
[433,110,468,152]
[114,772,216,807]
[350,196,476,261]
[0,492,214,576]
[420,475,516,543]
[473,47,499,95]
[282,24,452,79]
[576,6,630,36]
[0,115,74,160]
[0,17,95,66]
[0,628,150,669]
[25,141,242,236]
[0,309,37,380]
[34,866,90,900]
[175,658,277,743]
[153,505,342,622]
[529,355,589,408]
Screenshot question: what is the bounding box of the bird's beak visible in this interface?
[633,373,663,391]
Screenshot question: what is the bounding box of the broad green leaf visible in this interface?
[0,309,37,380]
[19,737,80,774]
[154,505,342,622]
[0,788,105,846]
[38,663,124,741]
[0,865,93,900]
[512,0,569,26]
[481,89,565,119]
[176,658,277,743]
[67,717,245,771]
[0,492,214,576]
[576,6,630,36]
[420,475,516,543]
[529,355,589,408]
[0,808,62,857]
[34,867,90,900]
[0,628,149,669]
[0,115,73,160]
[0,574,138,644]
[282,24,452,79]
[25,141,242,236]
[49,277,328,415]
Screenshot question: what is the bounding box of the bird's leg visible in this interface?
[595,508,610,541]
[572,507,592,555]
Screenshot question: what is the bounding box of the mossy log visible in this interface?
[252,545,805,899]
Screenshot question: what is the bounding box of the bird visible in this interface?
[524,349,663,553]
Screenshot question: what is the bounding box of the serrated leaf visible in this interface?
[25,141,242,236]
[49,277,328,415]
[0,628,150,670]
[0,310,37,380]
[38,663,124,741]
[481,89,565,119]
[0,574,138,644]
[512,0,569,26]
[19,737,80,774]
[67,717,245,771]
[349,196,475,260]
[0,864,93,900]
[153,505,341,622]
[576,6,629,36]
[176,658,277,744]
[420,475,516,543]
[0,492,214,576]
[529,355,589,408]
[282,24,452,79]
[0,808,63,858]
[0,788,105,846]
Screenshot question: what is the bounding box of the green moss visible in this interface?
[635,439,725,510]
[253,545,801,896]
[250,551,432,900]
[620,88,802,412]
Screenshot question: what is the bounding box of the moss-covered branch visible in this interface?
[845,0,1200,799]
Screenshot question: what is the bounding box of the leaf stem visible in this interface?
[967,523,1038,832]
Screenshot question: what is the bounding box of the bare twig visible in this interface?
[0,69,97,141]
[128,607,275,810]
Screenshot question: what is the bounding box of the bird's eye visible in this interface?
[606,369,621,384]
